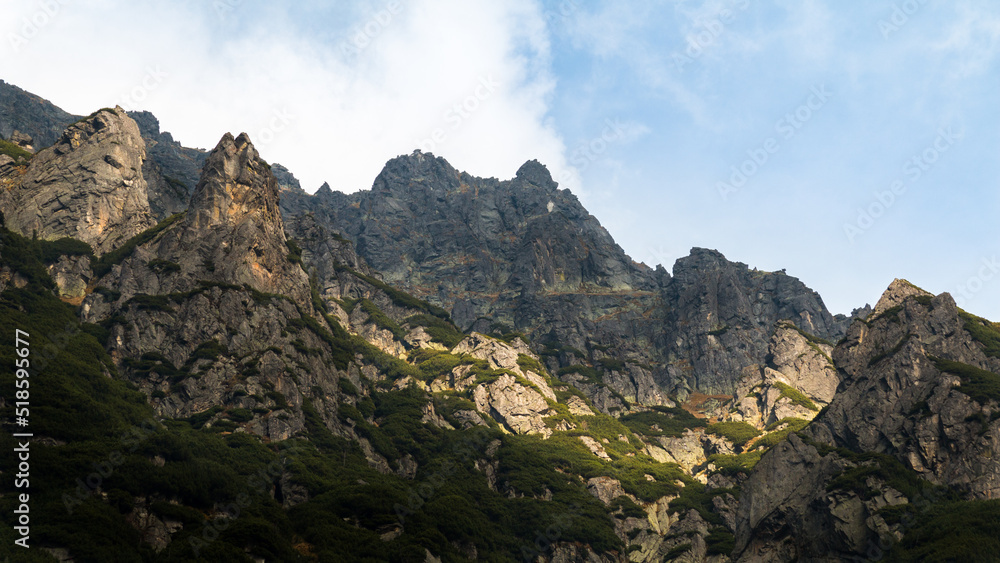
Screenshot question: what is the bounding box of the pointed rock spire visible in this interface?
[870,279,933,318]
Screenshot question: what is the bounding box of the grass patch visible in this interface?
[333,261,450,319]
[0,138,33,163]
[752,418,810,451]
[708,452,763,476]
[404,314,465,348]
[705,421,760,448]
[358,298,407,341]
[959,310,1000,359]
[930,356,1000,404]
[620,407,707,438]
[774,382,818,411]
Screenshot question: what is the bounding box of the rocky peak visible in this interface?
[514,159,557,189]
[869,278,933,318]
[107,132,310,303]
[187,132,283,232]
[271,162,303,193]
[0,106,155,254]
[735,284,1000,559]
[372,150,461,195]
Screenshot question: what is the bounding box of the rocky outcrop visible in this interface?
[734,280,1000,560]
[0,79,79,148]
[113,132,311,303]
[0,107,155,254]
[661,250,847,394]
[730,322,839,429]
[473,373,555,436]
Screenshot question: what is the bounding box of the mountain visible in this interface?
[2,82,999,562]
[279,151,850,403]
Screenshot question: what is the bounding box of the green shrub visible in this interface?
[517,354,547,375]
[959,310,1000,359]
[404,314,465,348]
[620,407,706,438]
[227,408,253,423]
[0,138,33,163]
[931,357,1000,404]
[708,452,763,475]
[333,261,450,319]
[558,364,603,384]
[36,237,94,262]
[889,500,1000,560]
[753,418,810,450]
[706,421,760,447]
[92,212,185,275]
[124,294,174,313]
[285,238,303,264]
[359,298,407,341]
[597,357,625,372]
[774,382,819,411]
[148,258,181,273]
[338,378,359,395]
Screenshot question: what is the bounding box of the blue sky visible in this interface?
[2,0,999,319]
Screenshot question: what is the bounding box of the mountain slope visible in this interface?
[734,280,1000,561]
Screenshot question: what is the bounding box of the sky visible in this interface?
[2,0,999,319]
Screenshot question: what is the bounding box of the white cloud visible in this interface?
[0,0,570,193]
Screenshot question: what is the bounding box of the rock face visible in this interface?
[0,79,79,148]
[130,132,310,302]
[281,151,847,397]
[734,280,1000,560]
[0,107,156,254]
[128,110,207,219]
[82,132,332,440]
[730,322,839,429]
[661,250,846,394]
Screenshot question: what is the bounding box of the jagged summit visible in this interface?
[187,132,283,231]
[514,159,557,188]
[0,106,155,254]
[869,278,934,318]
